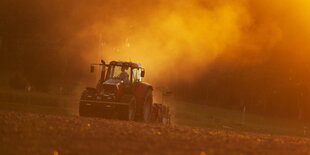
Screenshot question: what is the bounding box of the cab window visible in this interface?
[132,68,141,83]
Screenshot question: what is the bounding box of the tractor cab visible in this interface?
[105,61,145,85]
[91,61,145,92]
[89,61,147,103]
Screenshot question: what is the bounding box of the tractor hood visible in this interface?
[100,79,122,100]
[102,78,122,88]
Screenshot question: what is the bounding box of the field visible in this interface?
[1,89,310,154]
[173,101,310,137]
[0,89,309,138]
[0,89,78,116]
[2,110,310,155]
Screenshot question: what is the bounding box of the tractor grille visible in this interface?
[103,84,117,95]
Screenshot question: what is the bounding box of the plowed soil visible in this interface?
[1,110,310,155]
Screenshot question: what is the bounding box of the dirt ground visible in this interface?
[0,110,310,155]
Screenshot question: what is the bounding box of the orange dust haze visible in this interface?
[2,0,310,118]
[75,0,310,87]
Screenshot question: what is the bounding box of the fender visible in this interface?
[134,82,153,104]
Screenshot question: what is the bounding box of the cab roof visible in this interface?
[109,61,142,68]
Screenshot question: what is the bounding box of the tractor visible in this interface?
[79,60,170,124]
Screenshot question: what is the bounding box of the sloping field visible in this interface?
[1,110,310,155]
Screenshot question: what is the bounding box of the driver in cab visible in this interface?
[118,66,129,82]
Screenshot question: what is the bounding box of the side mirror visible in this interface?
[141,70,145,77]
[90,65,95,73]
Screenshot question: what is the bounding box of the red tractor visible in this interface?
[79,60,170,124]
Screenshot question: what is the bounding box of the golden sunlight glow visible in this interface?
[81,0,310,85]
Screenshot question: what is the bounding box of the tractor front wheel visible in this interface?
[143,90,153,122]
[119,96,137,121]
[128,97,137,121]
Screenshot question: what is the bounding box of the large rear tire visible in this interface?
[143,90,153,122]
